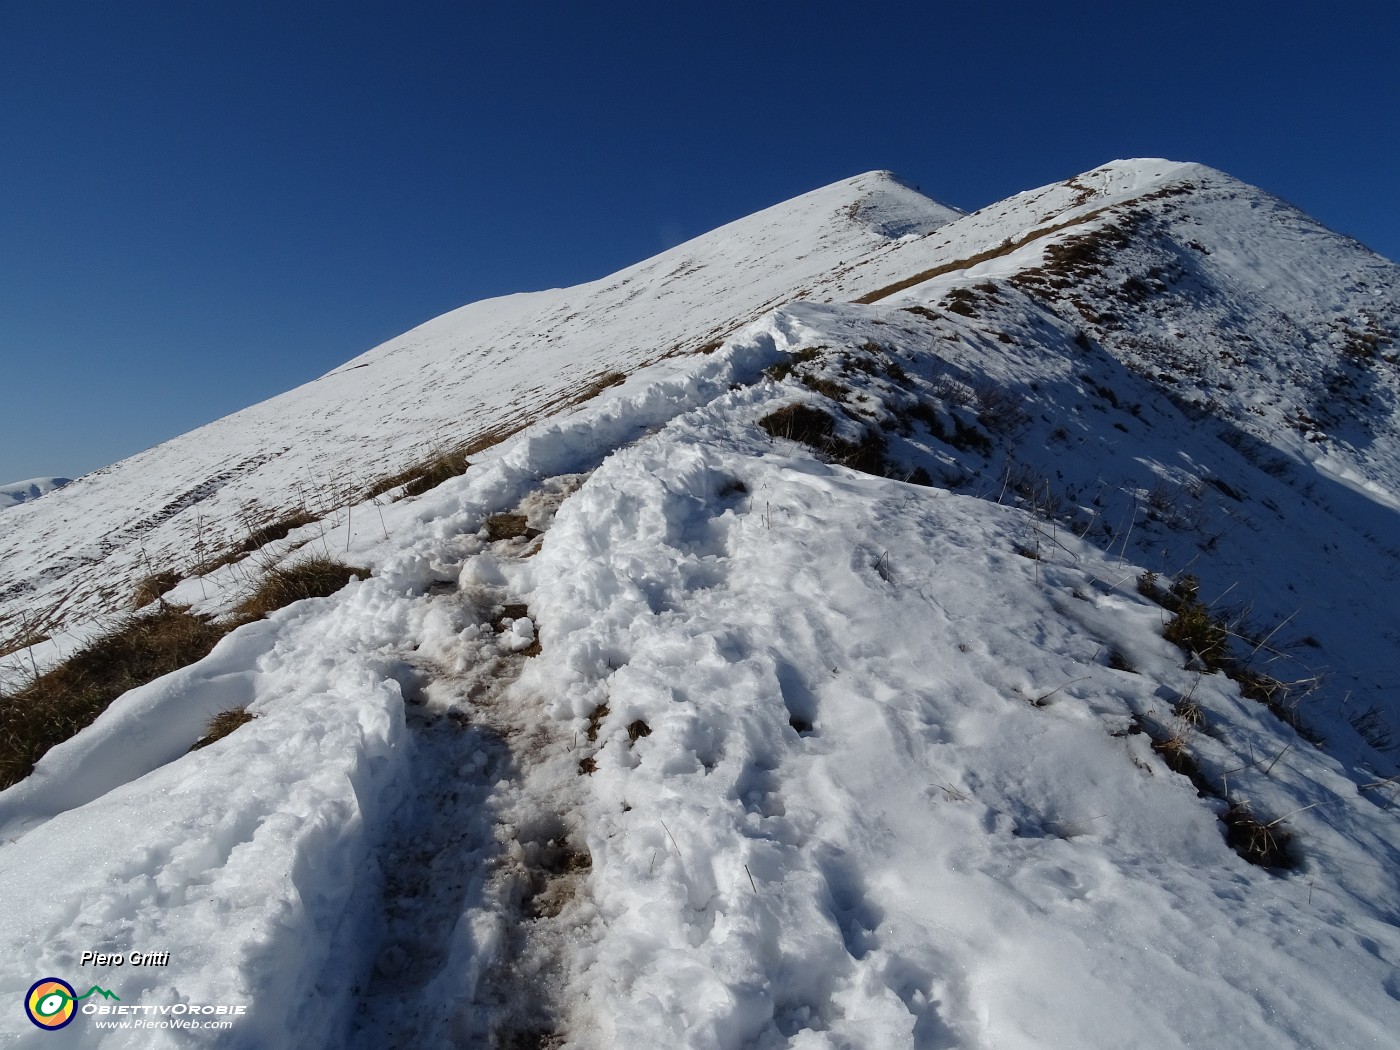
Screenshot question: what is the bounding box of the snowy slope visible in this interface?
[0,477,70,512]
[0,172,959,648]
[1,162,1399,1049]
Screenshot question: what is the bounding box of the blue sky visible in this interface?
[2,1,1397,482]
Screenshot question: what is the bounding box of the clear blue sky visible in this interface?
[2,1,1397,482]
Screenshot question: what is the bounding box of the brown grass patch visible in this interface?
[234,509,316,554]
[758,403,891,476]
[855,207,1123,305]
[236,556,366,620]
[1140,573,1229,668]
[485,513,531,541]
[191,707,255,751]
[1136,713,1298,871]
[765,346,826,383]
[368,450,472,500]
[759,403,838,446]
[572,371,626,405]
[0,607,230,788]
[461,423,523,458]
[587,702,610,742]
[131,570,183,609]
[798,374,849,401]
[367,425,524,502]
[0,631,49,660]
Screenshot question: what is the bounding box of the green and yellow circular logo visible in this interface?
[25,978,77,1030]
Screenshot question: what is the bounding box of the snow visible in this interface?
[0,170,960,648]
[1,161,1399,1048]
[525,408,1397,1047]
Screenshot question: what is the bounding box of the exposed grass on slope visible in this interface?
[192,506,320,578]
[400,451,472,499]
[131,570,183,609]
[367,449,472,500]
[1221,803,1295,871]
[857,181,1198,308]
[0,607,229,789]
[365,424,525,502]
[235,556,366,620]
[190,707,256,752]
[1137,571,1319,741]
[764,346,826,383]
[759,403,890,476]
[0,553,368,789]
[572,370,626,406]
[233,508,317,555]
[0,631,48,661]
[853,208,1119,305]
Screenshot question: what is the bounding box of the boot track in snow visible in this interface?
[348,478,593,1050]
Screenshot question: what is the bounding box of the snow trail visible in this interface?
[345,681,516,1047]
[348,476,596,1049]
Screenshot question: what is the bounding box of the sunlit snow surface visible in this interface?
[1,162,1399,1048]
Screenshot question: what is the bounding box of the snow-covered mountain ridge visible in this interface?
[0,477,70,512]
[1,161,1398,1049]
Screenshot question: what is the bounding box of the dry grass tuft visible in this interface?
[759,403,837,446]
[765,346,826,383]
[1107,650,1137,673]
[366,450,471,500]
[368,426,530,502]
[0,630,49,660]
[573,371,626,405]
[942,287,980,317]
[192,506,319,577]
[485,513,532,541]
[191,707,255,751]
[234,509,316,554]
[236,556,366,620]
[401,450,471,498]
[1140,573,1229,668]
[1141,572,1321,741]
[586,703,610,742]
[1221,803,1295,870]
[131,570,183,609]
[758,403,894,478]
[1151,732,1201,781]
[1137,710,1299,871]
[370,423,533,503]
[1163,602,1229,668]
[799,373,849,401]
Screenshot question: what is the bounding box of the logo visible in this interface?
[24,978,119,1031]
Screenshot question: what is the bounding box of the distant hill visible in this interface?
[0,476,71,511]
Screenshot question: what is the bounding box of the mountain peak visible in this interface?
[2,161,1398,1049]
